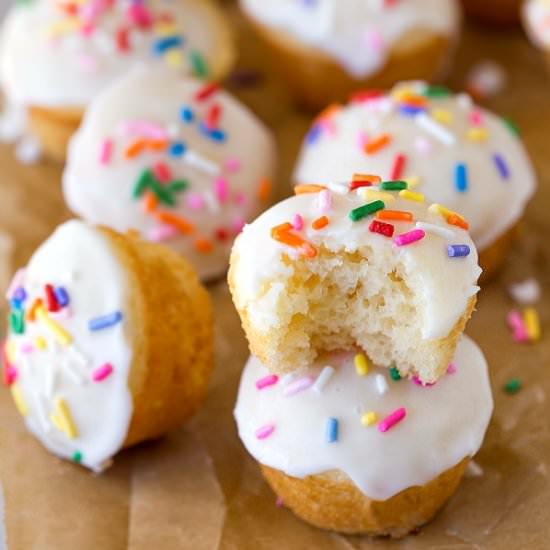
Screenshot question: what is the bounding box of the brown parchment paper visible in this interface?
[0,5,550,548]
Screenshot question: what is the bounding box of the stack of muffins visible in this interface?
[230,178,493,535]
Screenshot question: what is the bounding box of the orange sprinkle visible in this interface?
[271,222,293,238]
[194,238,214,253]
[26,298,43,322]
[376,210,413,222]
[271,227,317,258]
[257,177,272,202]
[294,184,326,195]
[352,173,382,183]
[365,134,391,155]
[153,211,194,235]
[447,214,469,230]
[142,191,158,213]
[312,216,329,230]
[124,139,146,159]
[315,103,341,123]
[147,139,168,152]
[399,94,428,108]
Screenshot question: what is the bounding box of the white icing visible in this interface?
[63,66,276,281]
[293,81,536,251]
[232,189,481,340]
[239,0,460,78]
[234,335,493,501]
[524,0,550,48]
[5,221,133,471]
[0,0,225,108]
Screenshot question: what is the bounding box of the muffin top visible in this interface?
[0,0,233,108]
[239,0,460,78]
[294,81,536,251]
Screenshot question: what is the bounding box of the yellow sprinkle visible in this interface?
[34,336,47,350]
[428,203,464,221]
[11,384,28,417]
[405,176,420,189]
[36,307,72,346]
[432,109,453,125]
[392,87,415,101]
[164,49,184,68]
[467,127,489,142]
[361,189,395,202]
[361,412,377,427]
[46,17,81,38]
[399,190,425,202]
[154,22,178,36]
[6,340,17,364]
[53,398,78,439]
[49,412,64,433]
[354,353,369,376]
[523,308,541,341]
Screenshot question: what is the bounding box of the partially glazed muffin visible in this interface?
[294,82,536,279]
[239,0,461,109]
[63,66,276,281]
[229,179,481,383]
[0,0,235,160]
[235,336,493,536]
[3,220,213,471]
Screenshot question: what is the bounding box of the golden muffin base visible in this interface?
[98,227,214,448]
[245,18,455,111]
[461,0,521,26]
[261,458,469,537]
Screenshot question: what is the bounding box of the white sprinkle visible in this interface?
[313,366,335,393]
[508,278,541,305]
[182,150,221,176]
[325,181,348,195]
[415,221,455,240]
[202,190,221,213]
[465,460,484,478]
[415,112,456,146]
[375,374,389,395]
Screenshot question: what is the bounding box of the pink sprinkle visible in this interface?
[225,157,241,172]
[318,189,332,213]
[275,496,285,508]
[412,376,435,387]
[283,376,314,397]
[357,131,369,149]
[292,214,304,231]
[256,424,275,440]
[79,21,95,36]
[318,119,336,137]
[126,4,152,28]
[186,193,205,210]
[77,53,98,73]
[394,229,425,247]
[233,191,247,205]
[5,366,17,385]
[5,269,25,301]
[81,0,109,22]
[92,363,113,382]
[148,225,178,243]
[20,342,34,354]
[364,28,384,52]
[507,310,529,342]
[469,109,484,126]
[214,177,229,203]
[414,136,432,154]
[447,363,457,375]
[99,139,113,165]
[233,217,246,233]
[378,407,407,433]
[119,120,167,140]
[256,374,279,390]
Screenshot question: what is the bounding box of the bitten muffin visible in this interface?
[235,336,493,536]
[63,66,276,281]
[229,179,481,383]
[294,81,536,280]
[3,220,213,471]
[0,0,235,161]
[239,0,461,110]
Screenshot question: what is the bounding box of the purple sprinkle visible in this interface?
[54,287,70,307]
[447,244,471,258]
[306,125,323,145]
[12,287,27,303]
[283,376,314,397]
[493,153,510,180]
[256,424,275,440]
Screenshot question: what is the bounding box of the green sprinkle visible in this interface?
[189,50,208,78]
[72,451,83,463]
[349,200,385,222]
[503,378,521,394]
[132,169,154,199]
[167,180,189,194]
[502,117,520,137]
[9,309,24,334]
[148,178,176,206]
[422,85,451,98]
[380,180,408,191]
[389,367,402,381]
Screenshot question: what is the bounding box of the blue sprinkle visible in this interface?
[454,163,468,193]
[152,35,183,55]
[493,153,510,180]
[12,287,27,303]
[306,124,322,145]
[10,298,22,310]
[399,104,425,117]
[169,141,186,157]
[54,287,70,307]
[447,244,471,258]
[88,311,123,332]
[180,106,194,123]
[325,417,339,443]
[199,122,226,143]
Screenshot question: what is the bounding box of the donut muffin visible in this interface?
[3,220,213,471]
[0,0,235,161]
[229,180,481,383]
[294,82,536,279]
[235,336,493,536]
[239,0,461,110]
[63,67,276,281]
